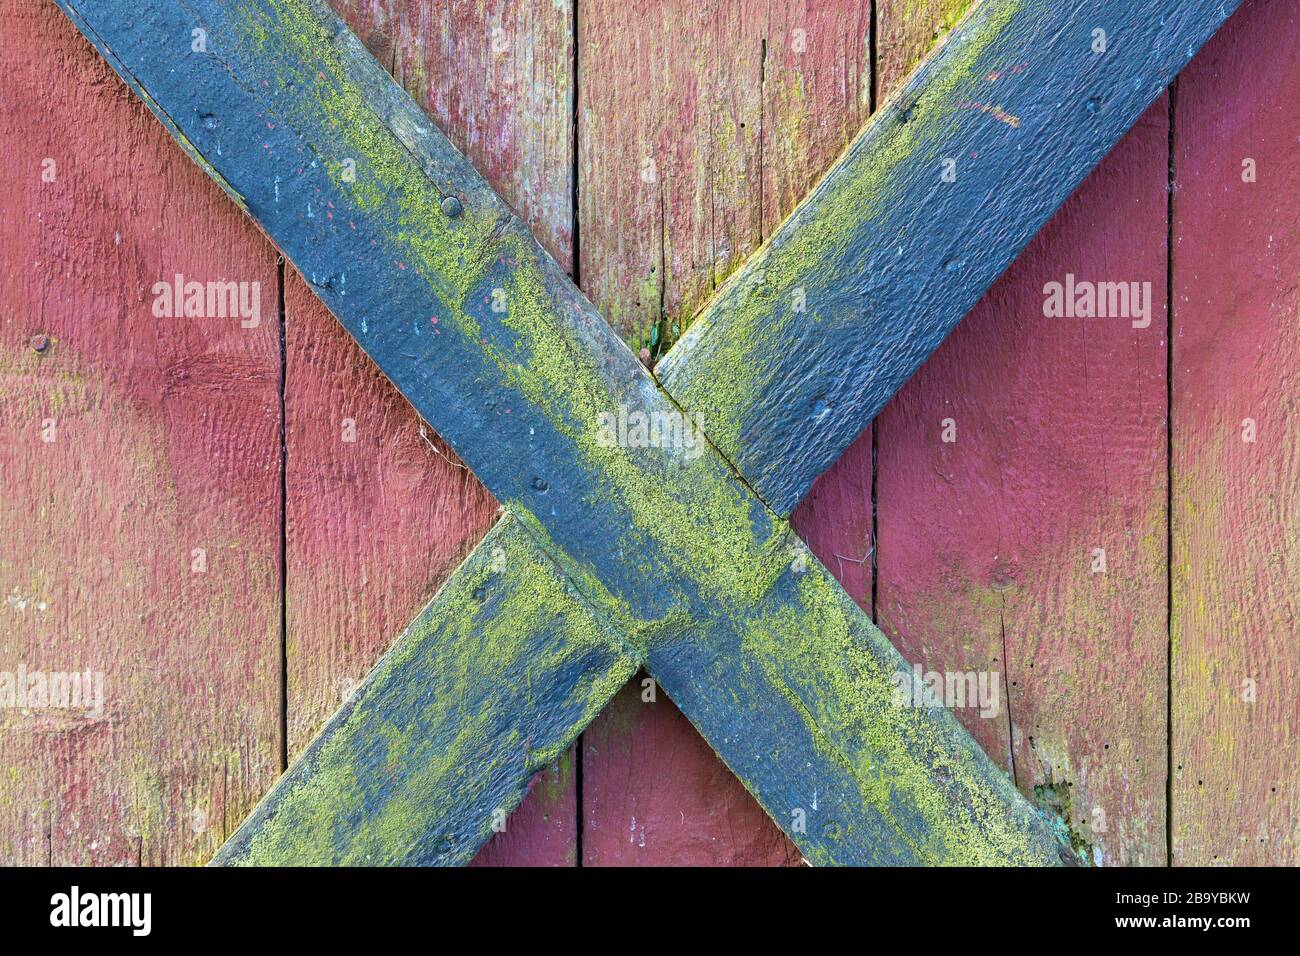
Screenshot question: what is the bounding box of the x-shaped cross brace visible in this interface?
[53,0,1239,865]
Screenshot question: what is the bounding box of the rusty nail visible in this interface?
[440,195,463,218]
[30,334,49,353]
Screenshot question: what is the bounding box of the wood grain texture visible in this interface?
[0,0,280,864]
[59,0,1074,864]
[577,0,871,353]
[581,674,802,866]
[584,680,799,866]
[792,4,1170,866]
[657,0,1242,517]
[578,0,874,866]
[877,1,979,103]
[299,0,576,867]
[282,269,495,799]
[786,0,975,774]
[215,512,638,866]
[1171,0,1299,865]
[798,6,1168,865]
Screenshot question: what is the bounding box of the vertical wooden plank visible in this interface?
[282,270,497,762]
[578,0,870,865]
[578,0,871,354]
[0,0,280,864]
[799,98,1171,864]
[293,0,576,866]
[327,0,574,271]
[752,3,874,252]
[581,674,802,866]
[578,0,753,352]
[1171,0,1299,865]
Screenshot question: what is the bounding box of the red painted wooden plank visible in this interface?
[297,0,577,867]
[0,0,280,864]
[282,269,497,762]
[581,674,802,866]
[795,96,1172,865]
[327,0,575,273]
[1171,0,1299,865]
[577,0,872,354]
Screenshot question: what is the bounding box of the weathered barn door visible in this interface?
[1,0,1294,865]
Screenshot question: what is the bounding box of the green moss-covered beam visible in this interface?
[57,0,1075,864]
[656,0,1242,515]
[213,513,638,866]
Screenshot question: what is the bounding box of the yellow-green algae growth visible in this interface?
[658,0,1024,463]
[739,558,1062,865]
[229,515,637,865]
